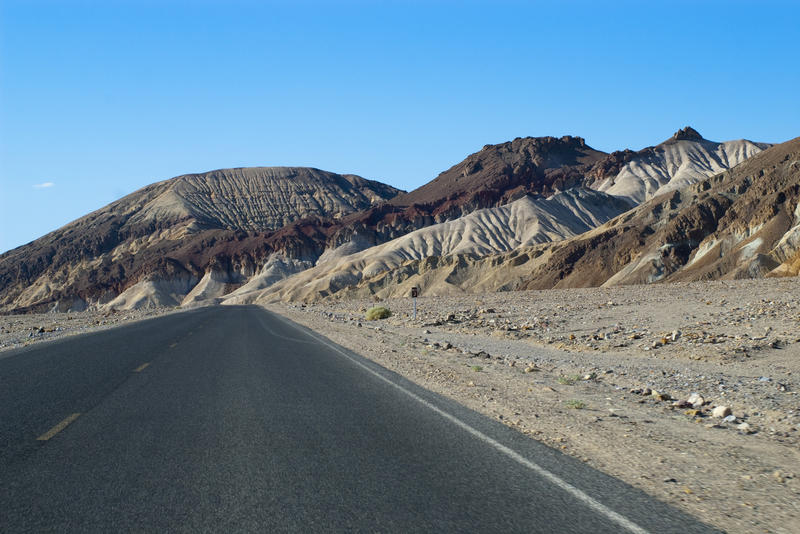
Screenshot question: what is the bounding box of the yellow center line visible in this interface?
[133,362,150,372]
[37,413,81,441]
[169,342,178,348]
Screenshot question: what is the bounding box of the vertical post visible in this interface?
[413,297,417,320]
[411,286,419,320]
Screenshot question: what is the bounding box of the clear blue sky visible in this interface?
[1,0,798,253]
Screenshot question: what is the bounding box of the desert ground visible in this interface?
[3,278,799,533]
[272,278,800,534]
[0,307,175,353]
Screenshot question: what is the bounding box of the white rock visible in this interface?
[712,406,732,418]
[687,392,705,408]
[737,422,753,433]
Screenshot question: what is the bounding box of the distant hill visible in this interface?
[0,128,780,312]
[0,167,400,312]
[317,136,798,300]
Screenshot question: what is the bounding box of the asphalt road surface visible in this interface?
[0,305,718,533]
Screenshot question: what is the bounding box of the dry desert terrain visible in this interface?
[3,278,799,533]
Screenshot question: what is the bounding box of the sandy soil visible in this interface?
[268,278,800,534]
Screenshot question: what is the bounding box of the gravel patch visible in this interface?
[0,307,176,353]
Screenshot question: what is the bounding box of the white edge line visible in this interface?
[266,310,651,534]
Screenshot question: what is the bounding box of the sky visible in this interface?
[1,0,799,254]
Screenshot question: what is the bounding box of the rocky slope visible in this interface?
[233,129,775,303]
[232,189,633,303]
[0,167,400,312]
[0,128,775,311]
[389,135,607,213]
[589,127,770,203]
[521,135,800,288]
[317,137,799,299]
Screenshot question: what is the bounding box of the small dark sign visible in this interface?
[411,287,419,298]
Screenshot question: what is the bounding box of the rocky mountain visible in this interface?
[229,189,634,304]
[307,136,799,300]
[0,127,778,312]
[515,136,800,289]
[283,135,617,256]
[389,136,607,213]
[0,167,400,312]
[224,128,774,303]
[588,127,770,203]
[227,127,765,280]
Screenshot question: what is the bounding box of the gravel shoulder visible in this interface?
[0,307,176,354]
[267,278,800,534]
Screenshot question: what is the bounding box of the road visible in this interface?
[0,305,717,533]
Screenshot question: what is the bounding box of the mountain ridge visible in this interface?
[0,167,401,312]
[312,136,799,300]
[0,128,783,312]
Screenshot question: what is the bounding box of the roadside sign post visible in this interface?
[411,286,419,320]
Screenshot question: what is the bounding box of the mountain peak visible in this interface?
[670,126,704,142]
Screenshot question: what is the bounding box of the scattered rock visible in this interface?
[712,406,732,418]
[687,393,705,409]
[737,422,753,433]
[651,390,671,401]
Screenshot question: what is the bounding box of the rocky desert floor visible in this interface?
[271,278,800,534]
[0,307,175,353]
[2,278,799,532]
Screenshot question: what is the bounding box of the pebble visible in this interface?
[712,406,732,418]
[687,392,705,408]
[651,390,671,401]
[737,422,753,433]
